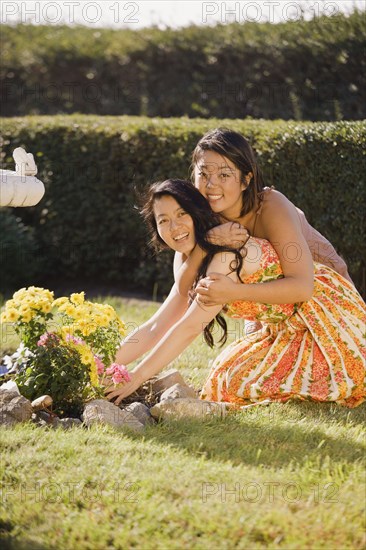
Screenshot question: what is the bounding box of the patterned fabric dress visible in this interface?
[200,238,365,408]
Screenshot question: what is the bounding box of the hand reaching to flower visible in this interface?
[104,371,144,406]
[105,363,131,385]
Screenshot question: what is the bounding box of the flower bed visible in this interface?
[0,287,127,417]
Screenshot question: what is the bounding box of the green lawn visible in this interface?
[1,296,365,550]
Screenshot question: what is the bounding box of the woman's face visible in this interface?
[153,195,196,255]
[194,150,245,220]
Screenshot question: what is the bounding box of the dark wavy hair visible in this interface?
[140,179,245,347]
[191,127,265,218]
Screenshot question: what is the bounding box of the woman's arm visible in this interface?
[106,254,237,404]
[114,284,189,365]
[174,222,249,297]
[174,243,207,296]
[196,192,314,305]
[173,251,185,282]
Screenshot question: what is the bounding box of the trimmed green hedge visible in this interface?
[0,115,365,297]
[1,11,365,120]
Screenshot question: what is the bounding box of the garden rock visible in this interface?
[31,413,81,430]
[124,402,156,426]
[31,412,49,428]
[0,380,20,394]
[83,399,144,432]
[31,395,53,412]
[58,418,83,429]
[150,398,227,420]
[160,383,197,402]
[150,369,186,396]
[0,389,33,426]
[32,411,61,428]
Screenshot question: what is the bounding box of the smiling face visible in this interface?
[194,150,245,220]
[153,195,196,255]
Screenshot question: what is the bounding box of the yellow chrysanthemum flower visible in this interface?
[117,318,126,335]
[52,297,69,308]
[7,308,20,322]
[18,304,31,315]
[60,326,74,342]
[89,359,99,387]
[77,322,95,337]
[70,292,85,306]
[103,304,115,315]
[41,303,52,314]
[72,309,84,320]
[21,311,33,323]
[13,288,27,300]
[64,305,76,317]
[78,345,94,366]
[79,306,90,317]
[0,312,9,323]
[99,315,109,326]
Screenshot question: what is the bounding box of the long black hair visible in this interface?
[191,127,265,218]
[140,179,245,347]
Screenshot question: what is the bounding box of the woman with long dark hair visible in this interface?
[105,179,365,409]
[174,128,353,312]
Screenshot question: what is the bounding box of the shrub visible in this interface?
[1,12,365,120]
[0,115,364,297]
[0,208,39,291]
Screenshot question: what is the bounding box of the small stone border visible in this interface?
[1,369,226,431]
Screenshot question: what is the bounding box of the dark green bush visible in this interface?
[1,11,365,120]
[0,115,364,297]
[0,208,40,291]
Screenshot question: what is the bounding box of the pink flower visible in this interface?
[37,333,49,346]
[94,355,105,375]
[112,370,125,384]
[105,365,115,376]
[106,363,131,385]
[37,332,59,346]
[65,334,85,345]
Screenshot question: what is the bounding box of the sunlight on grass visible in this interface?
[1,295,365,549]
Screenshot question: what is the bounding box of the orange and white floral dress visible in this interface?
[200,238,365,408]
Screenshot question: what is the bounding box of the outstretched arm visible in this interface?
[114,284,189,366]
[174,244,207,296]
[106,253,238,404]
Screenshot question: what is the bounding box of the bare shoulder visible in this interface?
[262,188,295,210]
[260,188,300,227]
[207,251,239,281]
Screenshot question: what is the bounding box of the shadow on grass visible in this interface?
[129,401,366,469]
[0,532,51,550]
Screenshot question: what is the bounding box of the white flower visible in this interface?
[1,343,34,374]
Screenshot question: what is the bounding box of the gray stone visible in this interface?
[31,412,48,428]
[36,410,52,422]
[123,402,156,426]
[31,411,61,428]
[160,383,197,402]
[83,399,144,432]
[150,369,186,396]
[150,398,227,421]
[32,410,53,424]
[57,418,82,429]
[31,395,53,411]
[32,413,82,430]
[0,389,32,426]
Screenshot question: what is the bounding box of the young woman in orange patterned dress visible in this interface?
[105,179,365,408]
